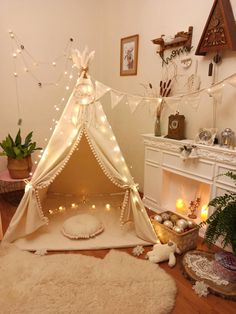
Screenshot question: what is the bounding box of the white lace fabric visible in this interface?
[185,253,229,286]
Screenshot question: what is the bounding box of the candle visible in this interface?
[105,204,111,211]
[201,205,208,221]
[58,206,66,212]
[176,198,185,212]
[71,203,78,209]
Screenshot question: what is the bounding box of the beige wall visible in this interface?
[1,0,236,191]
[0,0,104,170]
[101,0,236,190]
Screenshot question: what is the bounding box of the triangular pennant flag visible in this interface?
[196,0,236,56]
[226,73,236,88]
[127,95,142,114]
[95,81,111,100]
[164,96,182,108]
[182,94,201,110]
[207,83,224,104]
[110,90,124,109]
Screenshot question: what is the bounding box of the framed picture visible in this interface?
[120,34,139,76]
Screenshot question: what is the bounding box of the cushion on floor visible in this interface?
[61,214,104,239]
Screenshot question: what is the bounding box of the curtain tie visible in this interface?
[23,179,35,192]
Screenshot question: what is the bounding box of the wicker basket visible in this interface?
[150,211,199,253]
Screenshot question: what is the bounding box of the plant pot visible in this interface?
[7,155,32,179]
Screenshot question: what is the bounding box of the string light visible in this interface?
[71,203,78,209]
[105,204,111,210]
[58,206,66,212]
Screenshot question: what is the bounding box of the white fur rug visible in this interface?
[0,246,176,314]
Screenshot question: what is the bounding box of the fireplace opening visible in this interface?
[160,170,211,222]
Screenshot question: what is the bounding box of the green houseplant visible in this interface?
[0,129,42,179]
[199,171,236,255]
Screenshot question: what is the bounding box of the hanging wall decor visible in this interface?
[152,26,193,61]
[120,34,139,76]
[195,0,236,56]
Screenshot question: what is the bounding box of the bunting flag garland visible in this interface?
[227,75,236,88]
[207,83,224,104]
[95,81,111,100]
[110,90,124,109]
[94,72,236,114]
[182,94,201,110]
[126,95,142,113]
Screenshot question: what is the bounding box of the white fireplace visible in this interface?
[142,134,236,237]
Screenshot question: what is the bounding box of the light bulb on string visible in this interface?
[74,68,95,106]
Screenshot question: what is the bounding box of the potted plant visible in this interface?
[0,129,42,179]
[199,171,236,255]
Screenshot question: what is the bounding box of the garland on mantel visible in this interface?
[94,73,236,114]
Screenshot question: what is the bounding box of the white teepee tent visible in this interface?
[3,49,158,246]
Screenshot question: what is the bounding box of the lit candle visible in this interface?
[59,206,66,212]
[91,204,96,209]
[201,205,208,221]
[71,203,78,209]
[176,198,185,212]
[105,204,111,210]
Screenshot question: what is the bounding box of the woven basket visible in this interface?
[150,211,199,253]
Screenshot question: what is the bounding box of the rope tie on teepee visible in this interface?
[130,183,139,191]
[23,179,35,192]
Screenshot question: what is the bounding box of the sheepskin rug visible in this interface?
[0,246,177,314]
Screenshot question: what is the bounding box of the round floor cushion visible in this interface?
[61,214,104,239]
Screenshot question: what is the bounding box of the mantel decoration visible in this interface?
[120,34,139,76]
[0,129,41,179]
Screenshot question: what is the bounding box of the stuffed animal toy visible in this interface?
[147,241,181,267]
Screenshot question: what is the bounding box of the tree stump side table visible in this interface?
[181,250,236,301]
[0,170,27,205]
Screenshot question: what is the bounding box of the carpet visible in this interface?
[0,246,177,314]
[14,194,152,251]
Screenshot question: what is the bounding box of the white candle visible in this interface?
[201,205,208,221]
[176,198,185,212]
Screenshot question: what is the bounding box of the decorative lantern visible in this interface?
[74,71,95,106]
[220,128,235,148]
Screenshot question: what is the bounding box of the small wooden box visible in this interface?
[150,211,199,253]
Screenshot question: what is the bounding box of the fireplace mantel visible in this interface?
[142,134,236,222]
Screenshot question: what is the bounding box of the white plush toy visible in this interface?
[147,241,181,267]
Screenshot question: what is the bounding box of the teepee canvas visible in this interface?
[3,49,157,249]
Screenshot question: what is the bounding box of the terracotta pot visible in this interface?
[7,155,32,179]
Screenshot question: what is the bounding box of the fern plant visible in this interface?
[0,129,41,160]
[199,171,236,255]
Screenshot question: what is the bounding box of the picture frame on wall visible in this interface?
[120,34,139,76]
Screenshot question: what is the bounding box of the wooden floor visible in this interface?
[0,195,235,314]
